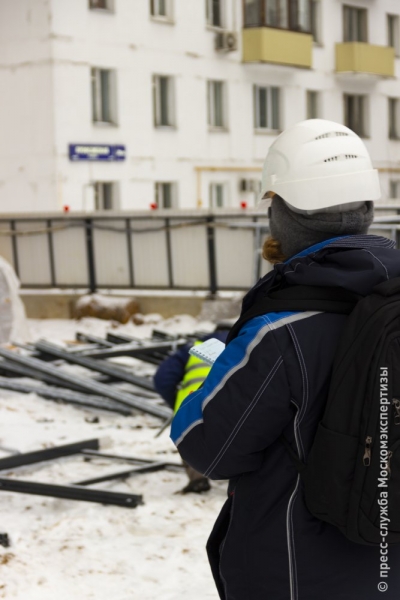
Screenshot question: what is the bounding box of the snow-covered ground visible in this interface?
[0,316,225,600]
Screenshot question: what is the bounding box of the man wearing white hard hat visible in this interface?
[171,120,400,599]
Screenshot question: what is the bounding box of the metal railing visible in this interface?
[0,210,271,294]
[0,208,398,294]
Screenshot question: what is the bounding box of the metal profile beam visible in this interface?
[81,449,185,470]
[34,341,156,391]
[0,478,142,508]
[78,340,184,360]
[0,439,100,472]
[76,332,115,347]
[0,347,171,419]
[0,378,132,416]
[74,461,167,486]
[0,358,92,391]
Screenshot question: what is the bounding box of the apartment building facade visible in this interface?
[1,0,400,213]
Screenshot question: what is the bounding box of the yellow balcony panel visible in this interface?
[336,43,395,77]
[242,27,312,69]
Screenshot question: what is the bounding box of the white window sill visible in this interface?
[150,16,175,25]
[93,121,119,128]
[208,126,229,133]
[89,8,114,15]
[154,125,177,130]
[206,24,226,32]
[254,128,281,135]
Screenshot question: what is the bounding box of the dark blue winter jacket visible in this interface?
[171,234,400,600]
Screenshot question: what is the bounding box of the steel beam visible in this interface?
[74,462,166,486]
[34,341,156,391]
[0,377,132,416]
[78,340,184,360]
[0,347,171,419]
[0,358,91,391]
[0,439,99,472]
[81,449,185,470]
[76,332,115,347]
[0,478,142,508]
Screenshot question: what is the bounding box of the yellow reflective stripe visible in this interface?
[174,339,211,413]
[175,379,205,413]
[185,362,209,374]
[180,376,207,390]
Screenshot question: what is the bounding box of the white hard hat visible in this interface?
[261,119,381,211]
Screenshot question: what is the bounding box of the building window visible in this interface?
[310,0,321,43]
[94,182,117,210]
[343,5,367,42]
[307,90,320,119]
[153,76,175,127]
[206,0,223,28]
[243,0,311,33]
[91,68,117,124]
[388,14,400,57]
[344,94,368,138]
[208,81,227,129]
[390,181,400,199]
[89,0,113,10]
[150,0,173,20]
[210,183,228,208]
[155,182,177,208]
[389,98,400,140]
[244,0,261,27]
[254,85,280,130]
[265,0,288,28]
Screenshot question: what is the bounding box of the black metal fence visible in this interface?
[0,211,270,294]
[0,208,398,295]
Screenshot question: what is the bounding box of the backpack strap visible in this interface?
[226,285,361,345]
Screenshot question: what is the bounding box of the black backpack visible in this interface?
[226,278,400,546]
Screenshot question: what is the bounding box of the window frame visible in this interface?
[344,94,369,139]
[155,182,178,209]
[253,85,281,132]
[387,14,400,57]
[310,0,321,44]
[343,5,368,43]
[150,0,174,23]
[206,0,225,29]
[306,90,320,119]
[94,182,118,211]
[88,0,114,12]
[207,80,228,130]
[209,182,229,208]
[390,180,400,199]
[91,67,118,126]
[243,0,312,34]
[389,98,400,140]
[153,75,176,128]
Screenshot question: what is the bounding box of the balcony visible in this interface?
[336,43,395,77]
[242,27,313,69]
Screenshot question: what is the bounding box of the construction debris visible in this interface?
[0,328,203,421]
[74,294,140,324]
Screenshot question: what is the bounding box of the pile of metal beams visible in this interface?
[0,329,194,420]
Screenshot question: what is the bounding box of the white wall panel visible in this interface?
[93,220,131,287]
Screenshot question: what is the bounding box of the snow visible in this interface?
[0,316,224,599]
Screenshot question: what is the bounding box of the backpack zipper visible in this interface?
[363,436,373,466]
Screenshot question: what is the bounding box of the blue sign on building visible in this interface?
[69,144,126,161]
